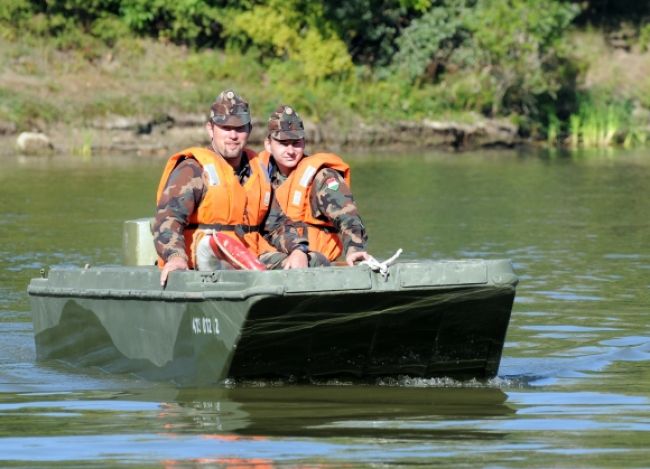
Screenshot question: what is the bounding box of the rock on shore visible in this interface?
[15,132,54,155]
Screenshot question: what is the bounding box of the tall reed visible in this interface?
[566,97,641,148]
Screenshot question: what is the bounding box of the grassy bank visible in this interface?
[548,30,650,148]
[1,4,650,151]
[0,36,485,130]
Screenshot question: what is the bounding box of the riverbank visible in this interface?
[0,34,522,157]
[1,26,649,157]
[1,112,521,157]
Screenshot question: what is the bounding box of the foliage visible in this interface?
[120,0,227,46]
[223,0,353,83]
[392,0,470,83]
[465,0,579,117]
[572,0,650,26]
[0,0,31,39]
[639,23,650,52]
[560,94,641,148]
[35,0,122,23]
[320,1,414,67]
[389,0,580,120]
[3,0,120,38]
[0,0,648,147]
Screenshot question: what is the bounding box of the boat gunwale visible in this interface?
[27,282,516,301]
[27,259,518,301]
[26,284,286,301]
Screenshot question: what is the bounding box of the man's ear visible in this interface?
[205,122,213,138]
[264,138,272,154]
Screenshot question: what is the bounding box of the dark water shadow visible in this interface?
[138,384,515,440]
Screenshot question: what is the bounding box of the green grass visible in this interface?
[0,87,61,125]
[565,97,639,148]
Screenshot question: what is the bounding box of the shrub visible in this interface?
[321,1,416,67]
[120,0,225,46]
[392,0,470,83]
[0,0,32,39]
[465,0,579,115]
[224,0,353,82]
[391,0,580,120]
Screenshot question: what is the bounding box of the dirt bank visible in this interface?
[1,113,522,158]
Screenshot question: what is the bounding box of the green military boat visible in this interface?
[27,220,518,386]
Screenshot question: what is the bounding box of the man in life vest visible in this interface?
[260,105,370,266]
[153,90,310,286]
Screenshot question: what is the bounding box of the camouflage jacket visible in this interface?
[153,154,307,263]
[266,161,368,255]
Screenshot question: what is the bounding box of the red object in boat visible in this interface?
[209,232,267,271]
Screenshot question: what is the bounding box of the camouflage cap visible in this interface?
[209,89,251,126]
[267,104,305,140]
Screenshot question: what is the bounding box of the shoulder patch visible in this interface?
[325,177,339,191]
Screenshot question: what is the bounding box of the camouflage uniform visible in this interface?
[264,105,368,263]
[153,90,308,270]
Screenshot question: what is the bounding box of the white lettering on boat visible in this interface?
[191,317,220,336]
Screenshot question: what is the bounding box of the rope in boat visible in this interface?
[360,248,403,280]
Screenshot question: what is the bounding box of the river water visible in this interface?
[1,148,649,467]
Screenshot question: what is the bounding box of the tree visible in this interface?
[391,0,579,117]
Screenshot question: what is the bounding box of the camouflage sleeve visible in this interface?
[262,195,309,253]
[310,167,368,255]
[152,158,205,262]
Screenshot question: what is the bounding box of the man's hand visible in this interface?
[345,250,371,267]
[161,255,189,287]
[282,249,308,270]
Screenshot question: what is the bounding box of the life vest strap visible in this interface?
[193,223,262,237]
[302,221,339,234]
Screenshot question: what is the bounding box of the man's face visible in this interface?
[265,137,305,175]
[206,122,250,159]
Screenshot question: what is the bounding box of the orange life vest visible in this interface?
[156,147,275,269]
[261,151,351,261]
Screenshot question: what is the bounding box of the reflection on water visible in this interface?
[163,385,514,436]
[1,384,649,465]
[1,149,649,465]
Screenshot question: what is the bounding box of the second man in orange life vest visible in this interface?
[153,91,311,286]
[259,105,370,266]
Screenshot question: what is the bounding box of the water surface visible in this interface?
[1,148,649,466]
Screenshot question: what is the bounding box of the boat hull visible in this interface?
[28,260,517,385]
